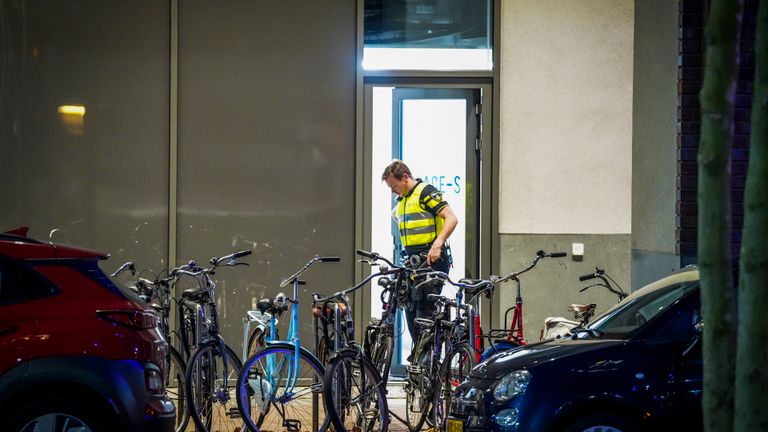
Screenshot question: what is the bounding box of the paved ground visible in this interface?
[177,382,432,431]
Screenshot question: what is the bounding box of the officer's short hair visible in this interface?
[382,160,412,181]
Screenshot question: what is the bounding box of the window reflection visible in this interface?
[364,0,492,71]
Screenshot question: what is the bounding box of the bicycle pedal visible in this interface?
[406,364,423,374]
[311,382,324,394]
[284,419,301,432]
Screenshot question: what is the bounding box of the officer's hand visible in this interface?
[427,244,441,265]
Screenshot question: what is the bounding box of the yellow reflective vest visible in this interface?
[394,181,445,248]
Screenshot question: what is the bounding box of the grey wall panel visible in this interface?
[177,1,356,348]
[631,0,680,286]
[631,1,678,253]
[497,234,631,342]
[0,1,170,271]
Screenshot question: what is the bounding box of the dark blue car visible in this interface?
[448,267,702,432]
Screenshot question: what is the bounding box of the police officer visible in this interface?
[382,160,458,340]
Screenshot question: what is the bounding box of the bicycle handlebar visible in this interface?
[577,268,627,300]
[110,261,136,278]
[211,249,253,266]
[494,249,568,283]
[279,254,340,288]
[579,267,604,281]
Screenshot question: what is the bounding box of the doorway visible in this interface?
[365,85,485,375]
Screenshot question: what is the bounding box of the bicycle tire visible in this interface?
[370,332,394,384]
[236,342,329,432]
[433,343,476,431]
[323,348,389,432]
[404,336,432,432]
[317,335,331,365]
[185,341,243,432]
[166,346,190,432]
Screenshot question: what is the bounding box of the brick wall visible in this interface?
[677,0,757,269]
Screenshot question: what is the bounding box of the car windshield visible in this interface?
[586,279,699,339]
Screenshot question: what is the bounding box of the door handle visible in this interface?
[0,325,19,336]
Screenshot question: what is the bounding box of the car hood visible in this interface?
[472,338,626,379]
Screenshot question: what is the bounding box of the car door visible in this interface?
[641,290,703,429]
[0,257,39,373]
[0,256,58,374]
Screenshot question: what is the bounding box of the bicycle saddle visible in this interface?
[415,317,434,330]
[256,298,273,313]
[569,303,597,313]
[181,288,207,303]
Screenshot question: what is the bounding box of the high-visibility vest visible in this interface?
[394,182,445,248]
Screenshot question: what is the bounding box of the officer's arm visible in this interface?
[427,205,458,264]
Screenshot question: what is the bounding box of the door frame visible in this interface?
[354,78,494,358]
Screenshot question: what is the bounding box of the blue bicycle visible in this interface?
[235,256,339,432]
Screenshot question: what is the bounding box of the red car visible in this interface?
[0,228,175,432]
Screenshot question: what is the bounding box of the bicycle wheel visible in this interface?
[236,342,329,432]
[323,348,389,432]
[186,341,243,432]
[433,343,476,431]
[404,338,432,432]
[167,346,190,432]
[370,332,393,384]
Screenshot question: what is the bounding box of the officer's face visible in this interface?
[384,174,409,197]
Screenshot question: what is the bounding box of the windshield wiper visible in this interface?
[570,328,602,339]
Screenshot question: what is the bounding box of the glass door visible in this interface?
[370,86,481,375]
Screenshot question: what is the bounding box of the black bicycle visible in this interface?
[320,249,416,432]
[178,250,252,432]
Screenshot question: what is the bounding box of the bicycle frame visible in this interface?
[259,256,340,402]
[506,277,526,344]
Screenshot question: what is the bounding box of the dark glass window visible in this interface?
[364,0,493,70]
[365,0,490,49]
[0,258,55,304]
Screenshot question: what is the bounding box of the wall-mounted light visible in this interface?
[57,105,86,116]
[58,104,86,136]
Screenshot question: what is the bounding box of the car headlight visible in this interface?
[493,370,531,402]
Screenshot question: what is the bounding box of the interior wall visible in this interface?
[0,0,170,271]
[177,0,357,347]
[0,0,357,352]
[497,0,635,332]
[631,0,680,287]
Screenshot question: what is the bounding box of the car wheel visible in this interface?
[9,396,111,432]
[564,412,639,432]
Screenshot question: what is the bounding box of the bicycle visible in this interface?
[235,255,338,432]
[540,267,628,340]
[243,292,288,361]
[319,249,401,432]
[480,249,567,361]
[112,262,191,432]
[403,271,490,432]
[362,251,429,387]
[178,249,252,432]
